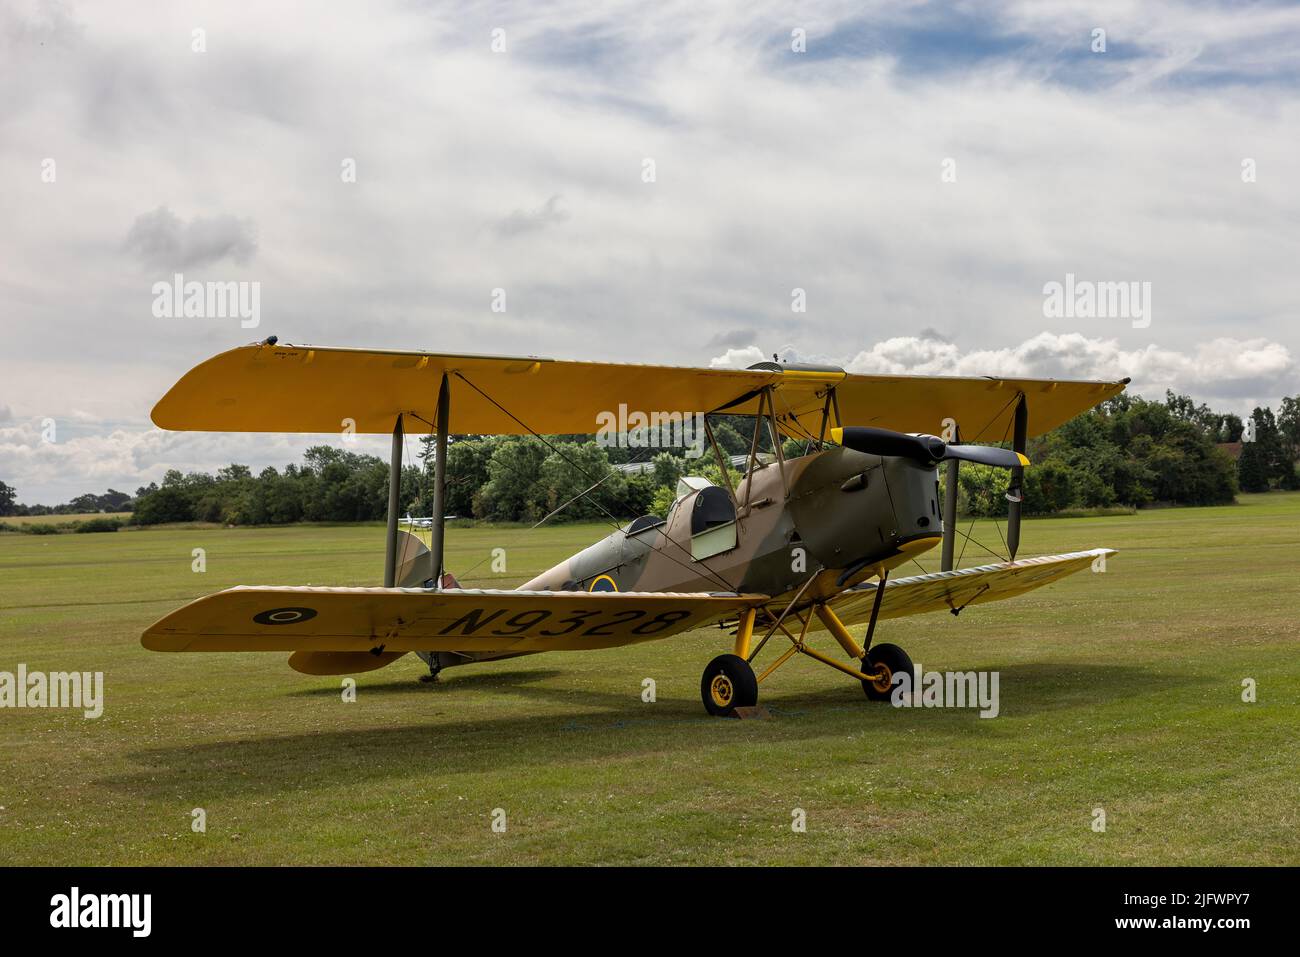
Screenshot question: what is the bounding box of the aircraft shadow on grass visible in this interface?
[98,663,1202,801]
[284,668,569,697]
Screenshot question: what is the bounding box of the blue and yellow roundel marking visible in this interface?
[588,574,618,592]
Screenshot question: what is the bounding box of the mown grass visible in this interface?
[1,494,1297,865]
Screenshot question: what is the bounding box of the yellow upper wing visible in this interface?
[825,549,1115,626]
[151,343,1126,440]
[142,586,766,655]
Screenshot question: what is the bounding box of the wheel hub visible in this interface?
[709,674,734,708]
[869,662,893,693]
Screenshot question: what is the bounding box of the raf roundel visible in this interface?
[253,607,318,626]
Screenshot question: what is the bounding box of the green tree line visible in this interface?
[0,487,132,517]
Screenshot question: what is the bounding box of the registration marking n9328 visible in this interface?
[437,607,692,638]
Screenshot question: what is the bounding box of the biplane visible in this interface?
[142,340,1128,716]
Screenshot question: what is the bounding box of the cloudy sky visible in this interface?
[3,0,1299,504]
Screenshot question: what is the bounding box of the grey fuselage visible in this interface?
[521,448,943,602]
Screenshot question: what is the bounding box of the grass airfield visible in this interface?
[1,494,1297,866]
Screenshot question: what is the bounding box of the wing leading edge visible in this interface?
[142,586,767,656]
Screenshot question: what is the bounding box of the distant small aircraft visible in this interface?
[401,514,456,530]
[143,342,1126,716]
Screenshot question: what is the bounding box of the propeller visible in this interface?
[829,426,1029,470]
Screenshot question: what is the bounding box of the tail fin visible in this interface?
[395,530,434,587]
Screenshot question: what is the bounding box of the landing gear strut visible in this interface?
[698,573,914,715]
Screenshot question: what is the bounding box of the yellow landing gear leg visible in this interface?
[732,607,756,659]
[755,607,883,687]
[714,585,915,711]
[818,578,913,702]
[756,599,913,704]
[815,604,865,660]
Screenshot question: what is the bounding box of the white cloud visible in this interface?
[847,333,1294,401]
[0,416,392,506]
[712,332,1296,413]
[709,346,767,369]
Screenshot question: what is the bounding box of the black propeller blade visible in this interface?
[831,426,1028,470]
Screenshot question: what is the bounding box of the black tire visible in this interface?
[700,653,759,717]
[862,643,913,702]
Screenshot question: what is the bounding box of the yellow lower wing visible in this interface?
[142,586,766,655]
[826,549,1115,626]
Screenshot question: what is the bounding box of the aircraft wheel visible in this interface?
[701,653,758,717]
[862,643,912,702]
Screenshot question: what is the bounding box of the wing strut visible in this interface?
[429,373,450,587]
[940,423,959,571]
[383,413,404,587]
[1006,395,1028,559]
[862,568,888,652]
